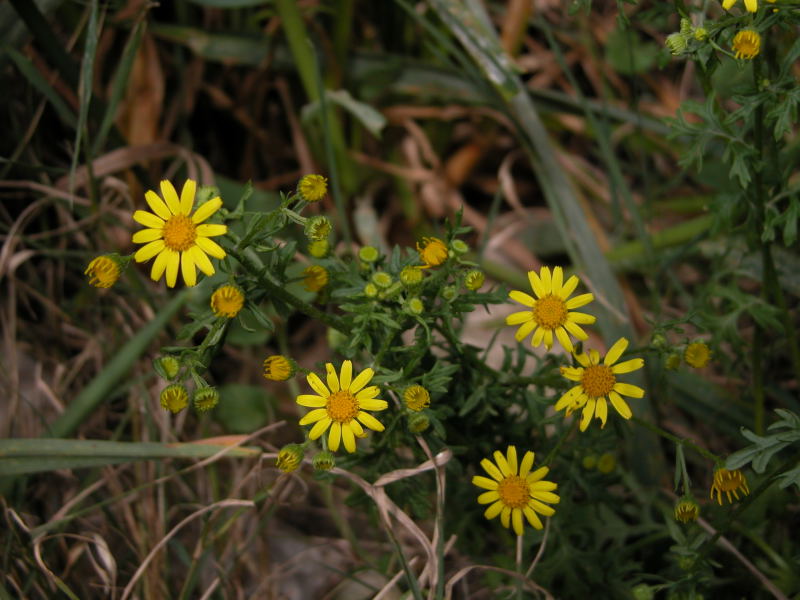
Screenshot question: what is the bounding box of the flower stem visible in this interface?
[631,417,720,463]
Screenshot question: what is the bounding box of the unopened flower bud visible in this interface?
[464,270,485,290]
[358,246,379,263]
[312,450,336,471]
[160,384,189,414]
[193,386,220,412]
[276,443,304,473]
[408,413,430,433]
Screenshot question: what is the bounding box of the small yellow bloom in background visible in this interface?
[400,265,424,286]
[160,384,189,414]
[472,445,560,536]
[85,255,122,288]
[210,284,245,318]
[308,240,329,258]
[372,271,393,288]
[684,342,712,368]
[710,468,750,504]
[405,297,424,315]
[506,266,595,352]
[193,386,220,412]
[276,443,305,473]
[303,265,329,292]
[732,29,761,60]
[404,385,431,411]
[556,337,645,432]
[304,216,332,241]
[154,355,181,380]
[417,237,448,268]
[674,498,700,523]
[132,180,227,288]
[263,355,296,381]
[297,174,328,202]
[722,0,757,12]
[596,452,616,474]
[358,246,380,263]
[296,360,388,453]
[582,454,597,470]
[465,269,485,290]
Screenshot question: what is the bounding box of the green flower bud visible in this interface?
[276,443,304,473]
[694,27,708,41]
[406,297,424,315]
[400,265,424,286]
[364,283,379,298]
[597,452,616,474]
[680,18,692,36]
[674,497,700,523]
[582,454,597,470]
[464,270,485,290]
[665,32,688,56]
[312,450,336,471]
[631,583,655,600]
[304,216,332,241]
[160,384,189,414]
[193,386,220,412]
[154,355,180,380]
[665,353,682,370]
[308,239,330,258]
[450,239,469,255]
[441,285,457,301]
[358,246,380,263]
[372,271,393,288]
[408,413,430,433]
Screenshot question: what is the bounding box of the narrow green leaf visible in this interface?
[5,47,77,127]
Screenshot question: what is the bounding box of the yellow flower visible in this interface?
[400,265,424,286]
[85,255,121,288]
[506,266,595,352]
[472,446,560,536]
[417,237,448,268]
[160,384,189,414]
[193,387,220,412]
[465,270,485,290]
[297,174,328,202]
[308,240,329,258]
[684,342,712,368]
[263,355,296,381]
[404,385,430,411]
[722,0,757,12]
[710,468,750,504]
[303,265,329,292]
[732,30,761,60]
[210,284,245,318]
[276,443,304,473]
[596,452,616,474]
[674,498,700,523]
[296,360,387,453]
[132,180,227,287]
[556,337,645,432]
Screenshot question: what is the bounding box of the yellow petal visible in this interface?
[160,180,181,214]
[509,290,536,307]
[613,382,645,398]
[551,266,563,296]
[341,424,356,453]
[559,275,579,299]
[528,269,545,298]
[493,450,511,477]
[296,395,326,407]
[604,337,629,366]
[531,490,560,504]
[477,491,499,504]
[531,326,545,347]
[299,408,328,425]
[195,236,226,259]
[328,422,341,452]
[472,475,499,490]
[356,411,384,431]
[349,418,364,437]
[179,179,196,215]
[306,372,330,397]
[133,210,164,228]
[580,398,596,431]
[196,223,227,238]
[339,360,353,390]
[529,498,555,516]
[519,451,534,478]
[527,466,549,483]
[180,250,196,287]
[134,239,165,262]
[506,446,518,475]
[555,327,573,352]
[612,358,644,374]
[514,320,536,343]
[744,0,756,11]
[192,197,223,223]
[609,391,632,419]
[575,352,591,368]
[165,250,180,287]
[350,367,374,393]
[480,458,503,482]
[595,398,608,428]
[500,506,511,529]
[540,266,552,295]
[566,293,594,309]
[308,416,331,440]
[506,311,533,325]
[145,190,171,220]
[564,319,589,341]
[543,329,553,349]
[325,363,340,393]
[568,311,596,324]
[523,506,544,530]
[358,398,387,411]
[512,509,523,536]
[150,248,170,282]
[355,386,380,401]
[188,246,215,276]
[484,501,503,519]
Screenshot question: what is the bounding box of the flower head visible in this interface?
[296,360,387,453]
[85,255,122,288]
[193,387,220,412]
[211,284,245,318]
[276,443,305,473]
[400,265,424,286]
[154,355,181,380]
[408,413,430,433]
[160,384,189,414]
[312,450,336,471]
[556,337,645,431]
[358,246,380,263]
[404,385,430,411]
[710,468,750,504]
[132,180,227,288]
[472,446,560,536]
[674,498,700,523]
[684,342,712,368]
[417,237,448,268]
[722,0,757,12]
[465,270,485,291]
[304,216,332,241]
[263,355,296,381]
[597,452,616,474]
[303,265,329,292]
[506,266,595,352]
[308,240,329,258]
[732,29,761,60]
[297,174,328,202]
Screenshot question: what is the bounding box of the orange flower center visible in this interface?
[327,390,359,423]
[497,475,529,509]
[581,364,616,398]
[163,214,197,251]
[532,295,568,329]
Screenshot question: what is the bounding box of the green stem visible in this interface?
[631,417,720,463]
[542,419,578,466]
[228,248,347,333]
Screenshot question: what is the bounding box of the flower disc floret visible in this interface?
[132,180,227,288]
[555,337,645,431]
[710,468,750,504]
[472,445,559,536]
[732,29,760,60]
[506,266,595,352]
[296,360,388,453]
[211,284,245,318]
[417,237,448,268]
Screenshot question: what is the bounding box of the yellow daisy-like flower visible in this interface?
[732,29,761,60]
[160,384,189,414]
[472,446,560,536]
[85,255,121,288]
[132,180,227,288]
[303,265,329,292]
[722,0,757,12]
[297,174,328,202]
[505,266,595,352]
[417,237,448,268]
[556,337,645,432]
[684,342,712,368]
[403,385,430,411]
[210,284,245,318]
[710,468,750,504]
[263,355,296,381]
[296,360,388,453]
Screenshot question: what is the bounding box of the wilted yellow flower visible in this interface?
[417,237,448,268]
[404,385,430,411]
[556,337,645,432]
[506,266,595,352]
[210,284,245,318]
[472,446,560,536]
[297,174,328,202]
[684,342,712,368]
[674,498,700,523]
[303,265,329,292]
[296,360,387,453]
[732,30,761,60]
[85,255,121,288]
[710,468,750,504]
[263,355,296,381]
[160,384,189,414]
[132,180,227,287]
